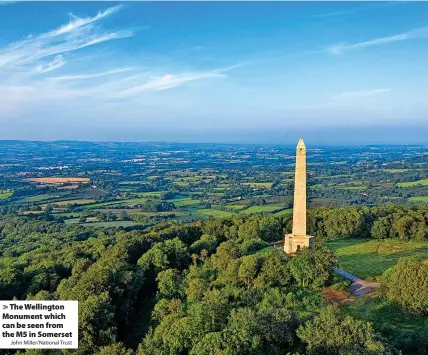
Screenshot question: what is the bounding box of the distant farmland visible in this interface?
[397,179,428,187]
[27,177,90,183]
[0,191,13,200]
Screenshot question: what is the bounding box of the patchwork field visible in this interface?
[326,238,428,280]
[23,194,60,202]
[408,196,428,202]
[27,177,90,183]
[241,205,285,214]
[196,209,235,218]
[337,185,368,190]
[397,179,428,187]
[41,199,96,207]
[243,182,273,188]
[0,191,13,200]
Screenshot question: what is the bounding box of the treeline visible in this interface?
[0,204,427,354]
[303,204,428,241]
[0,215,399,355]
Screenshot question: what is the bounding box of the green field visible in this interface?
[243,182,273,188]
[41,199,96,207]
[0,191,13,200]
[65,219,138,228]
[85,197,152,209]
[196,209,235,218]
[408,196,428,202]
[273,208,293,216]
[337,185,368,190]
[82,220,138,228]
[226,204,247,211]
[23,194,58,202]
[326,238,428,280]
[397,179,428,187]
[173,198,201,207]
[383,169,408,173]
[137,191,164,197]
[241,205,284,215]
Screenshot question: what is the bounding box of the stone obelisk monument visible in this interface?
[284,138,314,254]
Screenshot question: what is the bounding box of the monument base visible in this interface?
[283,234,314,255]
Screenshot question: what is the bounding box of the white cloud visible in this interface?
[35,55,67,73]
[0,5,132,70]
[324,26,428,54]
[49,5,122,37]
[117,72,226,97]
[0,5,243,119]
[333,88,391,99]
[306,89,392,109]
[49,68,133,82]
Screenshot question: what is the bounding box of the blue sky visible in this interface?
[0,1,427,144]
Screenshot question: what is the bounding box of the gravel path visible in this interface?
[334,267,380,297]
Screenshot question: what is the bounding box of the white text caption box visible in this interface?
[0,301,78,349]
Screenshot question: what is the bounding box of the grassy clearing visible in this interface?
[241,205,284,215]
[326,238,428,280]
[397,179,428,187]
[255,246,275,257]
[408,196,428,202]
[0,191,13,200]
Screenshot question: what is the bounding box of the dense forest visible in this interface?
[0,204,427,354]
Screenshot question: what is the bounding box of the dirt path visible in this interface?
[334,267,380,297]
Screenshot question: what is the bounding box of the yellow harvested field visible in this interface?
[27,177,90,183]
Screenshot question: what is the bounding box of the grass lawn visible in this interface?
[0,191,13,200]
[326,238,428,280]
[397,179,428,187]
[342,297,428,352]
[408,196,428,202]
[241,205,284,215]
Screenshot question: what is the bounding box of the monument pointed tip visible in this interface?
[297,137,306,149]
